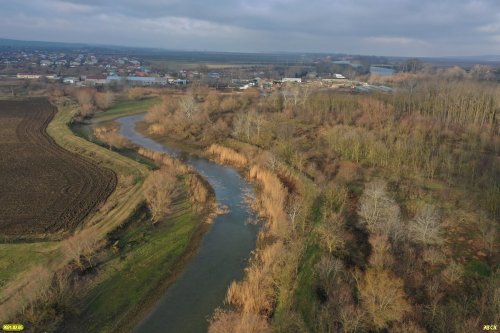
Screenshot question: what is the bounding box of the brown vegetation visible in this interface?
[140,75,498,333]
[94,91,115,110]
[144,168,179,223]
[94,126,129,151]
[207,144,248,168]
[137,147,214,211]
[127,87,150,100]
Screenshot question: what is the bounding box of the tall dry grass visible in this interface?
[249,165,287,234]
[0,266,53,322]
[138,148,191,174]
[186,174,212,206]
[208,310,271,333]
[210,163,292,331]
[207,144,248,168]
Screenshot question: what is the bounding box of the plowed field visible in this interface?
[0,98,116,236]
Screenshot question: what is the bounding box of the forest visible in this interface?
[140,73,499,332]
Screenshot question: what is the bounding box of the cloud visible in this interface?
[48,1,95,14]
[365,37,426,45]
[0,0,498,56]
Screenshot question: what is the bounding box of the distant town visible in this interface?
[2,44,498,96]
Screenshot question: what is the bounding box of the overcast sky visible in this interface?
[1,0,499,56]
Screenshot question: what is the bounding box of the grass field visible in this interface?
[64,184,208,333]
[93,96,160,123]
[0,241,58,290]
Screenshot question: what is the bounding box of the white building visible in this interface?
[282,78,302,83]
[63,77,79,84]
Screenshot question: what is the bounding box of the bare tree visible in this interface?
[358,180,401,239]
[265,153,280,171]
[470,64,494,81]
[339,304,367,333]
[441,261,464,285]
[179,91,198,120]
[314,255,344,286]
[75,88,96,118]
[286,194,302,229]
[61,228,103,269]
[144,168,178,223]
[316,213,345,254]
[476,215,497,256]
[408,204,443,246]
[127,87,147,100]
[94,127,129,151]
[95,91,115,109]
[359,268,410,329]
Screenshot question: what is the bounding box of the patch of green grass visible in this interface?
[293,242,321,330]
[464,259,491,278]
[93,97,160,122]
[275,196,324,331]
[74,196,204,333]
[0,242,59,289]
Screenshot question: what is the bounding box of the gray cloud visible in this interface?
[0,0,499,56]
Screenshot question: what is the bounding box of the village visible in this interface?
[0,48,399,93]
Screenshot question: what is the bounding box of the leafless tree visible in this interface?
[358,180,401,239]
[286,194,302,229]
[179,91,198,120]
[408,204,443,246]
[95,91,115,109]
[62,228,103,269]
[359,268,410,329]
[144,168,178,223]
[94,127,128,151]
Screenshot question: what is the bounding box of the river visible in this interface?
[115,114,259,333]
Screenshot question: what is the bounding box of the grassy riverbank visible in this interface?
[59,96,213,332]
[93,96,160,123]
[63,185,210,333]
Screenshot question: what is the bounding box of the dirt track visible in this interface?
[0,98,116,237]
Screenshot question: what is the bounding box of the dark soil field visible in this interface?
[0,98,116,237]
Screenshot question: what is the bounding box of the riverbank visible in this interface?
[117,114,260,333]
[58,98,217,332]
[138,113,321,332]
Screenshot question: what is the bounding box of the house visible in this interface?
[106,76,170,86]
[63,77,79,84]
[126,76,157,86]
[85,75,108,86]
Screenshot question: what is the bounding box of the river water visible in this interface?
[115,114,259,333]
